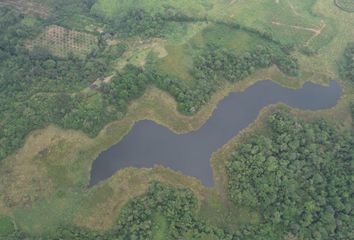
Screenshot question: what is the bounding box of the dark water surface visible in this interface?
[89,80,342,187]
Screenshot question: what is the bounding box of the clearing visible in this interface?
[272,20,326,46]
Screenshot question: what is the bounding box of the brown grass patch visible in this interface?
[0,126,92,208]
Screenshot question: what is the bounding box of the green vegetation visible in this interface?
[152,214,168,240]
[91,0,212,20]
[335,0,354,12]
[152,44,297,114]
[0,3,299,160]
[340,42,354,82]
[226,111,354,239]
[210,0,335,51]
[200,25,272,54]
[4,182,234,239]
[114,182,200,239]
[108,9,183,39]
[0,215,15,237]
[198,192,260,231]
[0,0,353,239]
[6,118,353,240]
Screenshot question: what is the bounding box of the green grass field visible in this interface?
[0,215,14,237]
[152,214,169,240]
[210,0,332,49]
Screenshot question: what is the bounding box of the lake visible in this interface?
[89,80,342,187]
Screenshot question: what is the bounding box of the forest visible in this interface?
[226,111,354,239]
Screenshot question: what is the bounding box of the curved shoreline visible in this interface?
[89,79,343,187]
[1,69,350,231]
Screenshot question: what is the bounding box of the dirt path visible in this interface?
[288,1,300,16]
[304,21,326,46]
[272,20,326,46]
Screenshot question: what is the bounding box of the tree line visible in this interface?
[340,42,354,83]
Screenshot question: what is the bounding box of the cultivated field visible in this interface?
[28,25,98,58]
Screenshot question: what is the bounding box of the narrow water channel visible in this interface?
[89,80,342,187]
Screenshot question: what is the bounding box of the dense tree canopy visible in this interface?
[341,42,354,83]
[112,9,168,38]
[227,111,354,239]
